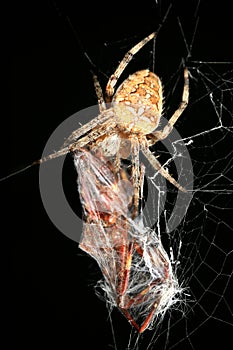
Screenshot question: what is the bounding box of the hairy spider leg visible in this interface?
[105,32,156,101]
[141,136,187,192]
[37,118,117,164]
[62,108,114,147]
[147,68,189,146]
[130,137,141,219]
[92,71,106,112]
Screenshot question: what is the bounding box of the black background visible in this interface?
[3,0,233,349]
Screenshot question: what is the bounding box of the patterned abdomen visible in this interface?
[113,69,163,134]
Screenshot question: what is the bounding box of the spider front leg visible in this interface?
[147,68,189,147]
[69,119,117,152]
[105,32,156,102]
[62,108,114,147]
[37,118,116,164]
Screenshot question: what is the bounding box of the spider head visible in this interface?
[113,69,163,134]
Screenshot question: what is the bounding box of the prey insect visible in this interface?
[4,31,189,332]
[75,147,181,333]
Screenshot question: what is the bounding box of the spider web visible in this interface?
[5,1,233,350]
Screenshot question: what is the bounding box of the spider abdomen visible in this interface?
[113,69,163,134]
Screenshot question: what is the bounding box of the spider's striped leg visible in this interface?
[37,119,116,164]
[92,71,106,112]
[62,108,114,147]
[69,120,117,151]
[131,138,145,219]
[147,68,189,147]
[105,32,156,101]
[130,137,142,219]
[138,163,145,215]
[141,137,187,192]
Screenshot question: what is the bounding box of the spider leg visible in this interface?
[130,138,141,219]
[37,119,116,164]
[141,137,187,192]
[62,108,114,147]
[105,32,156,102]
[147,68,189,147]
[69,120,117,152]
[114,149,121,172]
[34,147,70,165]
[92,71,106,112]
[139,163,146,215]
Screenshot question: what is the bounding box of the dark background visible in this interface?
[3,0,233,349]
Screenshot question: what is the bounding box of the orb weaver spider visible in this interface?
[38,31,189,200]
[21,31,189,332]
